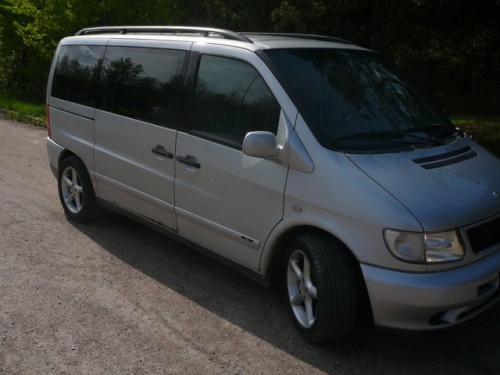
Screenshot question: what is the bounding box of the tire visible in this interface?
[285,233,358,342]
[58,156,100,223]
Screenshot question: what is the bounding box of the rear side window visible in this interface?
[98,46,186,127]
[51,45,105,107]
[191,55,281,147]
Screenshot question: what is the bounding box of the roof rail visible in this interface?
[242,32,353,45]
[75,26,253,43]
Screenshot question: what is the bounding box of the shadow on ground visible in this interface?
[71,212,500,375]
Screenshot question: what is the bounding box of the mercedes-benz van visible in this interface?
[46,26,500,342]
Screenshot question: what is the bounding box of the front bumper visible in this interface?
[362,249,500,331]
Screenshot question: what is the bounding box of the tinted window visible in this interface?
[265,49,457,153]
[99,46,186,127]
[51,45,104,107]
[191,55,280,147]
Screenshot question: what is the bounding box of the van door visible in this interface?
[94,41,190,231]
[175,52,290,269]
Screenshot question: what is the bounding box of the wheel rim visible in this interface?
[287,249,318,328]
[60,166,84,214]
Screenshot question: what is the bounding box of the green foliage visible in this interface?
[0,0,71,99]
[203,0,280,31]
[0,0,177,100]
[0,91,44,116]
[0,90,46,126]
[452,116,500,157]
[0,0,499,115]
[271,1,331,33]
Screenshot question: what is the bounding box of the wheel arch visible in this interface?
[58,149,77,166]
[261,225,360,281]
[58,150,98,190]
[57,154,102,222]
[261,224,374,328]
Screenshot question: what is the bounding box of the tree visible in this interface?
[0,0,177,99]
[0,0,498,113]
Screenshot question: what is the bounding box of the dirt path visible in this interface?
[1,118,499,374]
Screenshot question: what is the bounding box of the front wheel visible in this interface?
[285,233,358,342]
[58,156,100,222]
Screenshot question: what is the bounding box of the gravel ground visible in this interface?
[1,117,499,374]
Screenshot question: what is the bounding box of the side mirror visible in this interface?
[242,131,279,158]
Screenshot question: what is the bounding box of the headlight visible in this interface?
[384,229,464,264]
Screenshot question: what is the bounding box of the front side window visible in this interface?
[98,46,186,127]
[51,45,105,107]
[191,55,280,147]
[264,49,460,153]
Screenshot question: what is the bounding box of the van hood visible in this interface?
[346,139,500,231]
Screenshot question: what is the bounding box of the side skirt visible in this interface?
[97,198,270,286]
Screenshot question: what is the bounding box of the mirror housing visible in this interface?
[242,131,279,158]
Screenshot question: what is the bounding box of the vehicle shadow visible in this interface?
[72,213,500,375]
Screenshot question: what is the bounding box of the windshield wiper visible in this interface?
[400,129,447,145]
[336,130,445,146]
[406,123,459,137]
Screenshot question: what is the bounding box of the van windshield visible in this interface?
[264,48,460,153]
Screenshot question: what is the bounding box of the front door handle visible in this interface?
[176,155,201,169]
[151,145,173,159]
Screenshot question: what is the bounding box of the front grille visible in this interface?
[467,216,500,253]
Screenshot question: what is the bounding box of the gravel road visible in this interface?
[1,117,499,374]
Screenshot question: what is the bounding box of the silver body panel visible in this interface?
[93,110,178,231]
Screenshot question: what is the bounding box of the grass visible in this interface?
[451,116,500,157]
[0,91,46,125]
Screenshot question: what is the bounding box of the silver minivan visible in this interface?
[46,26,500,342]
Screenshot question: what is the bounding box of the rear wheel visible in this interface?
[58,156,100,222]
[285,233,358,342]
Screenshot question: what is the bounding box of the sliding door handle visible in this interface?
[176,155,201,169]
[151,145,173,159]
